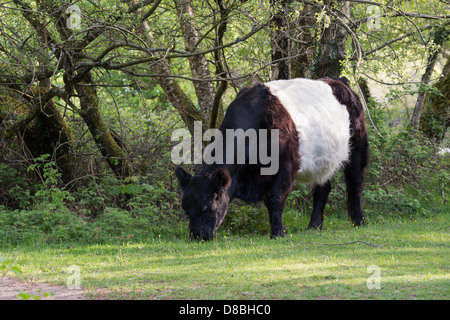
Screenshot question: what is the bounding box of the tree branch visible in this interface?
[65,23,265,89]
[5,87,67,138]
[210,0,232,128]
[361,21,450,58]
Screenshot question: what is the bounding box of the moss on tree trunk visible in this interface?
[419,57,450,144]
[75,80,134,179]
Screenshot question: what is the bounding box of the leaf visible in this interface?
[124,176,139,184]
[11,266,23,277]
[16,291,32,300]
[121,184,142,195]
[141,184,154,192]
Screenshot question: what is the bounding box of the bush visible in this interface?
[0,163,32,209]
[223,201,270,236]
[0,155,186,245]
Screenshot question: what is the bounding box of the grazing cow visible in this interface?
[176,78,369,241]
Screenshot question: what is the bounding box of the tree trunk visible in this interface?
[151,61,206,134]
[419,56,450,143]
[19,101,75,185]
[271,0,291,80]
[209,0,229,129]
[38,77,75,185]
[411,27,449,128]
[315,1,350,79]
[174,0,216,121]
[75,77,134,179]
[136,15,206,135]
[0,79,75,185]
[291,3,320,79]
[39,100,75,185]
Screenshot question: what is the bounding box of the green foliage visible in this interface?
[16,290,54,300]
[0,151,185,244]
[364,188,425,217]
[0,163,31,209]
[223,202,270,236]
[0,256,23,282]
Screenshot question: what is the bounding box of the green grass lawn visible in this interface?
[1,213,448,300]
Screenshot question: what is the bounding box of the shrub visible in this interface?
[0,156,186,244]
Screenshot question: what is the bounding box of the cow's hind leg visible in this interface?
[307,181,331,229]
[344,135,369,226]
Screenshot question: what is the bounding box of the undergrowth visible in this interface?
[0,109,449,245]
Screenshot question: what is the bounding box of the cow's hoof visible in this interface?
[270,224,286,239]
[307,222,323,230]
[270,229,286,239]
[352,217,367,227]
[270,234,286,239]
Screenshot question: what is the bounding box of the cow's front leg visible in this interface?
[307,181,331,229]
[264,195,287,238]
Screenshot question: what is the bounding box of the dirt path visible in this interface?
[0,277,88,300]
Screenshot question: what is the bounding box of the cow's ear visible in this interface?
[211,168,231,193]
[175,167,192,189]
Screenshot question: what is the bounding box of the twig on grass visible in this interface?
[321,240,383,248]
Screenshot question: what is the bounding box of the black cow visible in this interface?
[176,78,369,240]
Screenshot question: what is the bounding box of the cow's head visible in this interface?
[175,167,232,241]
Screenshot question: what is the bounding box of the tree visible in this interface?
[1,0,137,181]
[411,26,449,129]
[1,0,449,191]
[314,1,351,79]
[0,0,269,183]
[419,55,450,143]
[271,0,291,80]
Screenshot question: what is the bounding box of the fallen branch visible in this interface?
[321,240,383,248]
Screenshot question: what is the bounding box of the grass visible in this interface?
[1,212,448,300]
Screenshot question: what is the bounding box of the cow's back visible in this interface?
[265,78,350,185]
